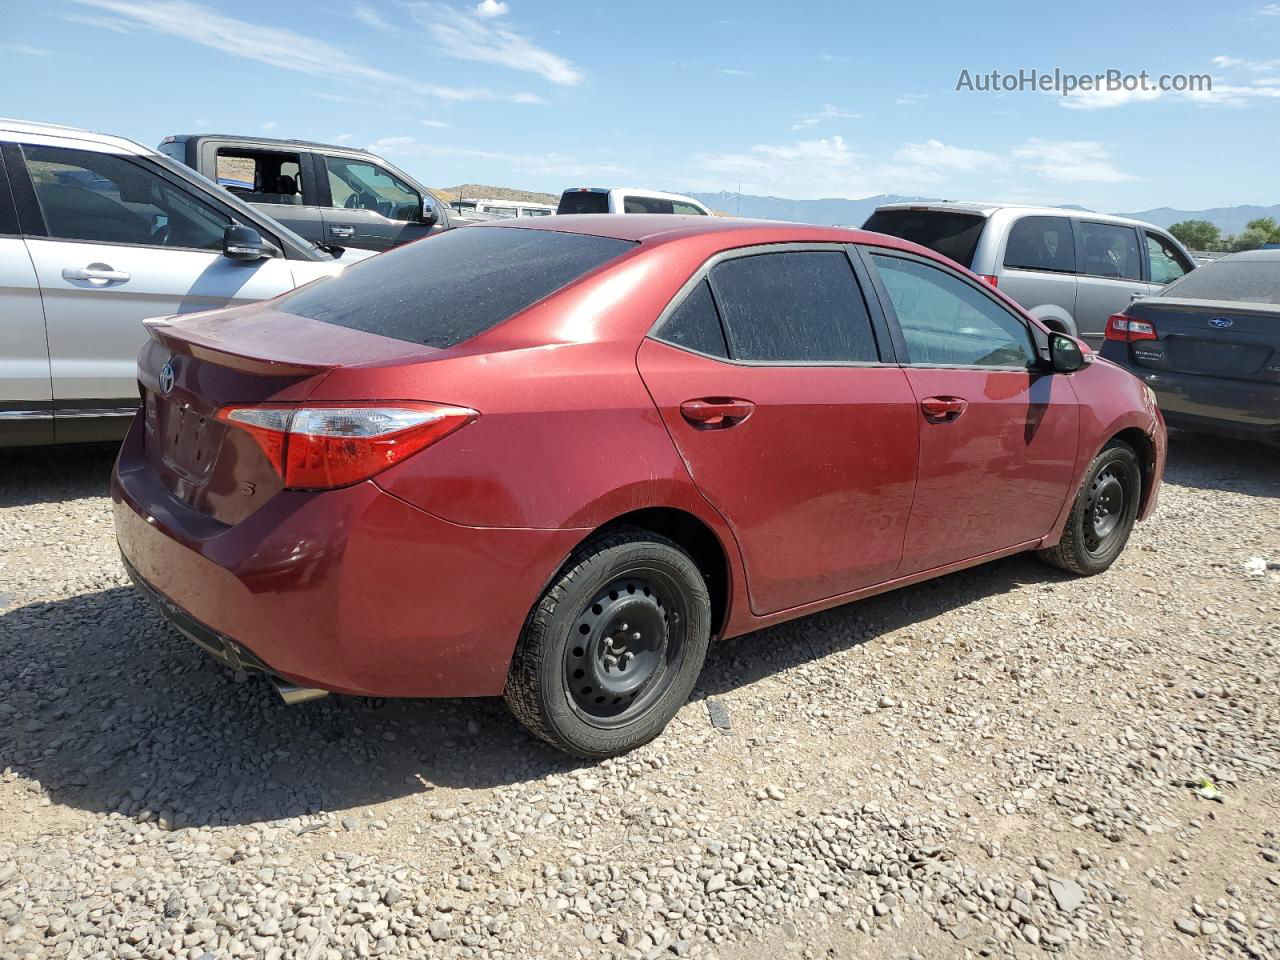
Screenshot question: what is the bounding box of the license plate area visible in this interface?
[154,394,222,483]
[1166,337,1270,377]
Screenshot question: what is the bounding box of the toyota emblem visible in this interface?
[159,359,176,395]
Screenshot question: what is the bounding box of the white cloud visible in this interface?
[896,93,930,106]
[820,54,852,63]
[333,133,353,144]
[1211,54,1280,72]
[422,119,451,128]
[367,136,634,179]
[1012,139,1137,183]
[74,0,511,102]
[1059,86,1164,110]
[404,3,582,86]
[474,0,509,17]
[0,43,54,56]
[61,12,132,32]
[893,139,1003,172]
[353,3,394,31]
[262,121,278,131]
[1259,3,1280,13]
[789,104,860,131]
[697,136,869,198]
[717,68,751,77]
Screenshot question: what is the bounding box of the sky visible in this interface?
[3,0,1280,212]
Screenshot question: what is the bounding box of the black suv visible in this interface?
[159,134,466,252]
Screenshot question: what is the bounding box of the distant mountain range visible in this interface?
[687,191,1280,234]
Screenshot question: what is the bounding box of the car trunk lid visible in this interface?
[138,304,439,525]
[1125,297,1280,383]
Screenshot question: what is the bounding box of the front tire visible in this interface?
[504,527,711,758]
[1038,440,1142,576]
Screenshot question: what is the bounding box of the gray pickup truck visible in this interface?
[159,134,464,252]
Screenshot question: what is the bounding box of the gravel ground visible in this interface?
[0,432,1277,960]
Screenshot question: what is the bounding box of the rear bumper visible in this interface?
[1101,346,1280,443]
[112,417,587,698]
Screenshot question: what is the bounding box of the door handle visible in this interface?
[680,398,755,429]
[62,263,130,286]
[329,225,355,238]
[920,396,968,423]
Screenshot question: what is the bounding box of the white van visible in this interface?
[556,187,711,216]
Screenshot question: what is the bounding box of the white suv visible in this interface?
[0,119,369,447]
[556,187,711,216]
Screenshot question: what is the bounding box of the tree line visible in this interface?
[1168,217,1280,253]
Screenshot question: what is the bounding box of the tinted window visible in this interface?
[672,201,707,216]
[710,251,878,362]
[872,254,1036,367]
[862,210,986,268]
[657,280,728,357]
[1079,221,1142,280]
[216,149,303,205]
[0,154,18,235]
[1146,232,1191,284]
[1162,256,1280,304]
[558,191,609,214]
[1004,216,1074,273]
[22,144,230,250]
[623,195,674,214]
[275,226,635,348]
[325,157,419,220]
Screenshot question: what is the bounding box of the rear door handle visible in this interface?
[62,263,130,286]
[680,398,755,429]
[920,396,968,423]
[329,225,355,238]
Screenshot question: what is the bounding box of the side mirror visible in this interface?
[1049,332,1085,373]
[420,196,440,227]
[222,223,273,261]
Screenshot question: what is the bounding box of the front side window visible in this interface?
[871,254,1036,368]
[484,206,519,219]
[524,208,552,217]
[275,226,635,349]
[23,144,231,250]
[324,157,420,221]
[1079,221,1142,281]
[1146,232,1192,284]
[672,201,707,216]
[1003,216,1075,273]
[709,250,879,362]
[215,149,304,206]
[623,195,675,214]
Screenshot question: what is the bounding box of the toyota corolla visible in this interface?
[112,216,1166,758]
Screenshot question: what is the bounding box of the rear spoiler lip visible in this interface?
[1129,296,1280,317]
[142,312,441,376]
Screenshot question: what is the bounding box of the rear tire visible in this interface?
[504,527,711,759]
[1038,440,1141,576]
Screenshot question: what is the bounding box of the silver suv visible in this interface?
[1,119,368,447]
[863,202,1196,347]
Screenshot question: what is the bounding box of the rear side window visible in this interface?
[709,250,879,362]
[1003,216,1075,273]
[657,280,728,357]
[672,201,707,216]
[1079,221,1142,280]
[623,195,674,214]
[1163,257,1280,304]
[275,226,635,348]
[558,191,609,214]
[871,254,1035,368]
[862,210,986,268]
[216,149,304,205]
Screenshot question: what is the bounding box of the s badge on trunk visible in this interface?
[159,358,176,395]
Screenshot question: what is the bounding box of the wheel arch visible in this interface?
[581,507,733,640]
[1109,426,1157,517]
[1027,304,1079,338]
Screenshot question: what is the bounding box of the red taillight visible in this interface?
[215,402,477,490]
[978,274,999,288]
[1105,313,1157,342]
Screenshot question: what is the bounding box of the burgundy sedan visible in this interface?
[113,216,1166,757]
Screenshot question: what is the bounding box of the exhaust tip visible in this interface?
[274,681,330,705]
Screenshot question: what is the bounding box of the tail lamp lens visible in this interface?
[216,402,477,489]
[1105,314,1157,342]
[978,274,999,288]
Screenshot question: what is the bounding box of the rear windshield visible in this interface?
[275,226,635,348]
[862,210,986,269]
[1163,258,1280,305]
[558,191,610,214]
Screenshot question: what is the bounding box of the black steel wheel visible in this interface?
[1039,439,1142,576]
[504,527,711,758]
